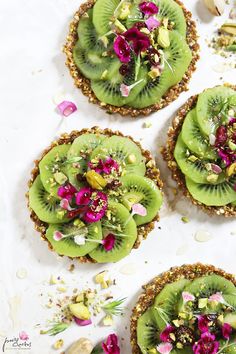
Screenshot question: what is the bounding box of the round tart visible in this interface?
[131,263,236,354]
[163,85,236,217]
[27,127,163,263]
[64,0,199,117]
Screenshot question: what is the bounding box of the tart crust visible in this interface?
[130,263,236,354]
[162,85,236,217]
[63,0,199,117]
[26,126,163,263]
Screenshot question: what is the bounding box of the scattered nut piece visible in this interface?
[194,230,213,243]
[54,339,64,350]
[102,315,114,326]
[66,338,93,354]
[204,0,225,16]
[16,268,28,279]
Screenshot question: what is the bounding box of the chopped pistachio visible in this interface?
[158,27,170,48]
[198,298,208,309]
[86,170,107,190]
[118,2,131,20]
[229,140,236,151]
[75,293,85,303]
[143,121,152,128]
[69,303,91,320]
[140,28,150,35]
[50,275,59,285]
[53,339,64,350]
[188,155,198,162]
[176,342,183,349]
[114,19,127,32]
[206,174,219,183]
[181,216,189,223]
[226,162,236,177]
[57,286,67,293]
[53,172,68,185]
[100,36,109,48]
[148,67,161,80]
[101,70,108,80]
[127,154,136,163]
[102,314,113,326]
[220,23,236,36]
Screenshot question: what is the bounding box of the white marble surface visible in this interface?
[0,0,236,353]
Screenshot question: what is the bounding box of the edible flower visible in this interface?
[139,1,159,16]
[156,342,173,354]
[215,125,228,147]
[132,203,147,216]
[193,332,219,354]
[89,158,119,175]
[160,325,175,342]
[222,323,232,340]
[124,27,150,55]
[198,315,209,333]
[102,333,120,354]
[113,36,131,63]
[145,16,160,31]
[60,198,74,211]
[53,231,64,241]
[74,317,92,327]
[76,187,108,223]
[182,291,195,303]
[58,183,77,200]
[208,292,224,303]
[19,331,29,341]
[103,233,116,251]
[57,101,77,117]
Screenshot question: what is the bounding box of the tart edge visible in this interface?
[162,84,236,217]
[63,0,200,117]
[130,262,236,354]
[26,126,163,263]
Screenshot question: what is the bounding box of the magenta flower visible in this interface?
[145,16,160,31]
[89,158,119,175]
[222,323,232,340]
[198,316,209,333]
[102,234,116,251]
[102,334,120,354]
[160,325,175,342]
[57,100,77,117]
[193,332,220,354]
[218,149,231,167]
[74,317,92,326]
[139,1,159,16]
[124,27,150,55]
[19,331,29,341]
[215,125,228,147]
[113,36,131,63]
[53,230,63,241]
[76,187,108,223]
[58,183,77,200]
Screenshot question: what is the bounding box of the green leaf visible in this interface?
[102,298,126,316]
[44,322,70,336]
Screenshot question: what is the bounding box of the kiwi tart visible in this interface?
[64,0,199,117]
[27,127,163,263]
[163,85,236,216]
[131,263,236,354]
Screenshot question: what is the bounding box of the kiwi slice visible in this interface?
[39,144,71,197]
[137,308,160,353]
[153,279,190,330]
[91,64,148,107]
[127,0,186,35]
[67,134,107,188]
[128,31,192,109]
[181,108,217,160]
[174,134,225,184]
[28,176,69,224]
[219,338,236,354]
[73,42,113,81]
[183,275,236,299]
[196,86,236,135]
[186,176,236,206]
[89,202,137,263]
[90,135,146,176]
[119,175,162,225]
[77,9,106,52]
[92,0,120,36]
[45,220,102,257]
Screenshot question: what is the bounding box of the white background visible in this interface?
[0,0,236,353]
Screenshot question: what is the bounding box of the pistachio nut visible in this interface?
[66,338,93,354]
[118,2,131,20]
[86,170,107,190]
[203,0,225,16]
[226,162,236,177]
[69,303,91,320]
[220,23,236,36]
[157,27,170,48]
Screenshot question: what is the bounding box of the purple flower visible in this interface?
[102,234,116,251]
[113,36,131,63]
[102,334,120,354]
[222,323,232,340]
[139,1,159,16]
[215,125,228,147]
[145,16,160,31]
[57,183,77,200]
[193,332,220,354]
[19,331,29,341]
[160,325,175,342]
[124,27,150,55]
[89,158,119,175]
[218,149,231,167]
[76,187,108,223]
[74,317,92,326]
[198,316,209,333]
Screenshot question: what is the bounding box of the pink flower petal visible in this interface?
[120,84,131,97]
[53,231,63,241]
[160,325,175,342]
[222,323,232,340]
[60,198,73,211]
[145,16,160,31]
[102,234,116,251]
[74,317,92,326]
[139,1,159,16]
[57,101,77,117]
[102,334,120,354]
[157,342,173,354]
[58,183,77,200]
[182,291,195,303]
[132,203,147,216]
[210,164,222,175]
[19,331,29,341]
[113,36,131,64]
[209,292,224,303]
